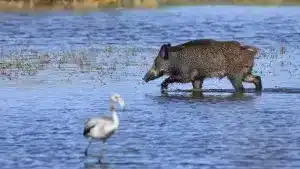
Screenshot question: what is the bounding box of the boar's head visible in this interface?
[143,43,171,82]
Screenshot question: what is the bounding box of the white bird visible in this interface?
[83,94,125,156]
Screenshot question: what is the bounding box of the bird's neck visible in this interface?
[110,102,119,129]
[112,110,119,129]
[109,102,115,112]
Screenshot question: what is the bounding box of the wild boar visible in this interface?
[142,39,262,93]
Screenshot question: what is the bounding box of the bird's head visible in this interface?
[110,94,125,110]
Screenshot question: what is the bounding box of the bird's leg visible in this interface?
[84,141,92,156]
[98,142,106,163]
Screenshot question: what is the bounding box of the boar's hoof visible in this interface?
[231,92,245,98]
[161,81,168,91]
[191,88,202,92]
[236,87,245,94]
[161,87,168,94]
[191,90,204,98]
[255,76,263,92]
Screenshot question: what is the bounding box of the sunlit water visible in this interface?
[0,5,300,169]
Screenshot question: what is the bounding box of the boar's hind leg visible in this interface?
[243,73,262,92]
[228,75,245,93]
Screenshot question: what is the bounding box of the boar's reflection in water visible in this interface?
[142,39,262,94]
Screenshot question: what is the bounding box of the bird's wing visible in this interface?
[83,116,113,136]
[83,117,101,135]
[83,118,96,135]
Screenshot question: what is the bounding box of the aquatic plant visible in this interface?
[0,41,150,84]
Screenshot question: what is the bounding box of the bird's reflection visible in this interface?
[84,162,112,169]
[84,155,114,169]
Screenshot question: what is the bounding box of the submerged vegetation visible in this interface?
[0,40,152,85]
[0,0,300,11]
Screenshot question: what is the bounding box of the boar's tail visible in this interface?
[240,45,260,56]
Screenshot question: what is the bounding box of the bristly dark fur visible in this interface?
[144,38,262,93]
[168,39,242,52]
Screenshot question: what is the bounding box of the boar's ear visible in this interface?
[158,44,169,60]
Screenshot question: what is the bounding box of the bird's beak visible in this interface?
[118,98,125,110]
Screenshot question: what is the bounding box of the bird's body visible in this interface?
[83,94,125,156]
[83,115,118,142]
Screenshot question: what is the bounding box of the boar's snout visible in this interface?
[143,68,163,83]
[143,70,155,83]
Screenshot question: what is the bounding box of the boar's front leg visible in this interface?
[242,73,262,92]
[161,76,181,93]
[192,76,205,91]
[190,69,205,91]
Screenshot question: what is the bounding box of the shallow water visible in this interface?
[0,5,300,169]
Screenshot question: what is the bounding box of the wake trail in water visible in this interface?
[171,87,300,94]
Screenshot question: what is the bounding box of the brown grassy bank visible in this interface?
[0,0,299,12]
